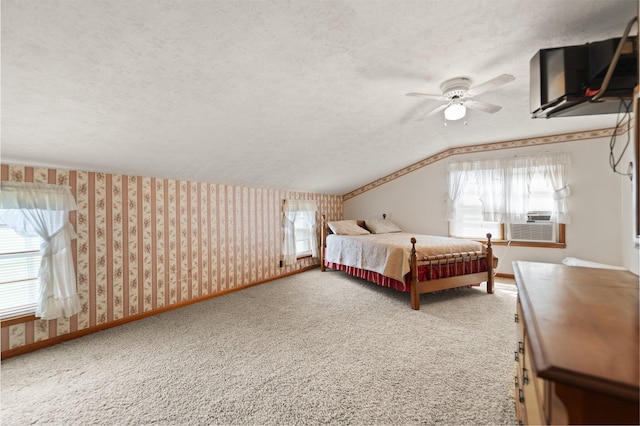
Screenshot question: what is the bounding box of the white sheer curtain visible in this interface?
[445,164,468,221]
[447,152,571,224]
[0,182,81,320]
[282,199,318,266]
[542,152,572,224]
[477,159,505,223]
[501,161,529,224]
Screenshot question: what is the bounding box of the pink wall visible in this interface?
[1,164,343,355]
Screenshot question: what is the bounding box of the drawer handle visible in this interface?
[514,375,520,388]
[522,367,529,384]
[518,388,524,403]
[514,351,519,362]
[518,341,524,353]
[514,313,519,323]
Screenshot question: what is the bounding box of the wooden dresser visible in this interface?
[513,261,639,425]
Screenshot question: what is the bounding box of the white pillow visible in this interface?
[328,220,370,235]
[365,219,402,234]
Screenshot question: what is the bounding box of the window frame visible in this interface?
[450,222,566,248]
[282,199,319,265]
[293,214,313,259]
[447,154,569,247]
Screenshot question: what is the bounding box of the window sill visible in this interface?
[469,238,566,249]
[296,254,312,260]
[1,313,37,328]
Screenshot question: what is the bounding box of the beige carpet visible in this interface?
[1,269,518,425]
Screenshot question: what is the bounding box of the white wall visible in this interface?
[619,130,639,275]
[344,136,637,275]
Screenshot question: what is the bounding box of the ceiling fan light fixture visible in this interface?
[444,102,466,121]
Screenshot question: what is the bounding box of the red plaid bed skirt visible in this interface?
[324,257,489,293]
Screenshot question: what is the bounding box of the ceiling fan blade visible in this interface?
[466,74,515,97]
[464,99,502,114]
[417,103,449,120]
[405,92,443,100]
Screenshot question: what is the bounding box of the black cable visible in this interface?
[591,16,638,102]
[609,97,633,176]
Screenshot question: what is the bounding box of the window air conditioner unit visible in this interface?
[507,212,556,243]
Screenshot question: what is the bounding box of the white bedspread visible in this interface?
[324,232,484,282]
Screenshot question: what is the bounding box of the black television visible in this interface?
[530,35,637,118]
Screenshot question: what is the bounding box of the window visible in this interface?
[0,182,81,320]
[282,199,318,266]
[294,215,312,257]
[0,225,42,319]
[448,173,501,239]
[447,152,570,244]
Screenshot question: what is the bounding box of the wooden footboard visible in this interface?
[410,234,494,310]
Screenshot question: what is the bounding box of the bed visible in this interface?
[320,215,496,310]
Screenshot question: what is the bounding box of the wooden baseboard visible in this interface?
[495,273,515,279]
[1,265,318,360]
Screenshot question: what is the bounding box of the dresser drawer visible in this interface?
[521,333,545,425]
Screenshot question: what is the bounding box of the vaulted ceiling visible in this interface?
[2,0,637,195]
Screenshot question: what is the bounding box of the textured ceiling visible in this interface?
[1,0,637,195]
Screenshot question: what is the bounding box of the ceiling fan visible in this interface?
[405,74,515,121]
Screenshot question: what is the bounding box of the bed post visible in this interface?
[320,214,326,272]
[410,237,420,310]
[486,233,494,294]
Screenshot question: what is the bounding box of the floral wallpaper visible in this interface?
[0,164,343,355]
